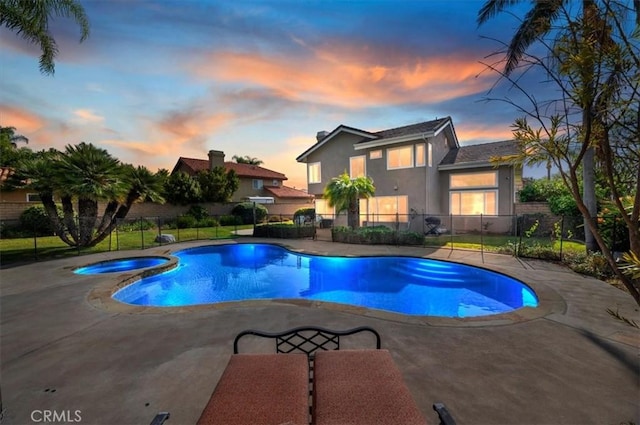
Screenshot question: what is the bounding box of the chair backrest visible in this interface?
[233,326,381,356]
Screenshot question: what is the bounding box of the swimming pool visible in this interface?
[112,244,538,317]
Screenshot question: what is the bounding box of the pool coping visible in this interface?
[86,240,566,327]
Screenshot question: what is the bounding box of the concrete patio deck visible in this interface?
[1,238,638,425]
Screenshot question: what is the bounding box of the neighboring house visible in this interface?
[171,150,313,204]
[0,167,40,203]
[296,117,522,231]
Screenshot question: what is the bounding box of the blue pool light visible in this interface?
[112,244,539,318]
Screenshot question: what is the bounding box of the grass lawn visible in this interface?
[0,225,253,265]
[423,233,585,254]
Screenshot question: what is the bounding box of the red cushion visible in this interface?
[197,353,309,425]
[313,349,426,425]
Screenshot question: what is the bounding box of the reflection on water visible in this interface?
[112,244,538,318]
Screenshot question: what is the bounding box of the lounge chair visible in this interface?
[151,326,455,425]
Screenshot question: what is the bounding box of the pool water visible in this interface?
[112,244,538,318]
[75,257,169,274]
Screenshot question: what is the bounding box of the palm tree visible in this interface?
[477,0,631,252]
[323,172,375,229]
[0,0,90,75]
[54,143,127,246]
[232,155,263,165]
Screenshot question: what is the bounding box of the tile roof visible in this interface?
[173,157,287,180]
[440,140,519,165]
[264,185,313,199]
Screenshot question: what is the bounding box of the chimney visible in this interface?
[208,150,225,170]
[316,131,329,142]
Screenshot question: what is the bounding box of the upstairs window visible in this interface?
[415,143,425,167]
[428,142,433,167]
[387,146,413,169]
[350,155,366,179]
[369,150,382,159]
[308,162,321,184]
[252,179,263,189]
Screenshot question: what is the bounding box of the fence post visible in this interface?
[517,215,523,257]
[559,215,565,262]
[480,214,484,263]
[33,222,38,260]
[77,216,80,256]
[449,214,454,252]
[140,217,145,250]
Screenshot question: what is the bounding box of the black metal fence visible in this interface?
[0,210,628,264]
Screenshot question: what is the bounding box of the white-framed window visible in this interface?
[450,191,497,215]
[387,146,413,169]
[27,193,41,202]
[449,171,498,215]
[415,143,425,167]
[370,150,382,159]
[360,195,409,224]
[252,179,263,189]
[450,171,497,188]
[349,155,366,179]
[308,162,321,184]
[428,142,433,167]
[272,180,279,186]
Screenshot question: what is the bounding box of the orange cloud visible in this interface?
[0,105,46,133]
[186,42,491,108]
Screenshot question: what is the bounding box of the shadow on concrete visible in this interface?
[580,329,639,375]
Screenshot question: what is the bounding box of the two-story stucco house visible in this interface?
[296,117,522,232]
[171,150,313,204]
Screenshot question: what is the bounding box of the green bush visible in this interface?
[253,223,315,238]
[0,221,31,238]
[231,202,268,224]
[197,217,219,228]
[563,251,615,280]
[331,226,423,246]
[186,205,209,221]
[293,208,315,224]
[219,214,242,226]
[19,206,55,236]
[176,215,197,229]
[117,218,156,232]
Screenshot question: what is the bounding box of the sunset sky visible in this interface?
[0,0,546,189]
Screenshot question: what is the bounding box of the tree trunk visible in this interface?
[61,195,78,245]
[77,198,98,247]
[348,197,359,229]
[40,192,75,246]
[583,147,599,252]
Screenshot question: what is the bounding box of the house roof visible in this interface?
[439,140,519,169]
[369,117,452,140]
[296,117,456,162]
[172,157,287,180]
[264,185,314,199]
